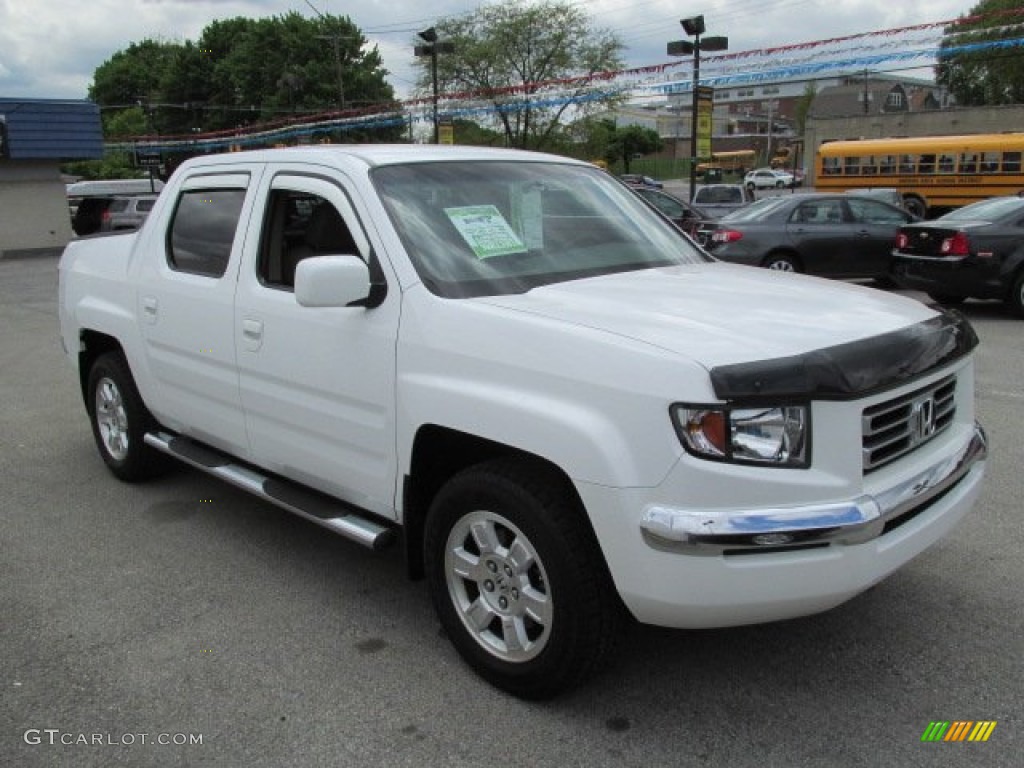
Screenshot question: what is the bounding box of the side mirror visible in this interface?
[294,255,370,308]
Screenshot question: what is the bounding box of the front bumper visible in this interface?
[639,422,986,554]
[578,421,987,629]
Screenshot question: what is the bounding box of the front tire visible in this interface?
[424,459,623,699]
[86,352,167,481]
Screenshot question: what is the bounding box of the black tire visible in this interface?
[424,458,624,700]
[903,195,927,219]
[927,292,967,306]
[775,180,784,188]
[86,352,168,482]
[1008,271,1024,318]
[762,252,801,272]
[745,182,756,193]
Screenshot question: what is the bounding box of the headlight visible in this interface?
[671,404,809,467]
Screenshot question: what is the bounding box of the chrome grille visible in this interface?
[862,375,956,472]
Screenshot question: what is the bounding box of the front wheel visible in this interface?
[903,195,927,219]
[87,352,168,481]
[424,459,623,699]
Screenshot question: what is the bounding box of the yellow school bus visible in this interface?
[816,134,1024,217]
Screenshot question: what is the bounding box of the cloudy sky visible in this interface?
[0,0,973,102]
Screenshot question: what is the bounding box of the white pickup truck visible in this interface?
[59,146,987,699]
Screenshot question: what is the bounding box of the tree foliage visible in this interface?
[606,124,663,173]
[935,0,1024,106]
[89,12,398,138]
[420,0,626,150]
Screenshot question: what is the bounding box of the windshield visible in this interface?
[371,160,710,297]
[939,196,1024,222]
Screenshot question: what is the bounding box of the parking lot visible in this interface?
[2,252,1020,767]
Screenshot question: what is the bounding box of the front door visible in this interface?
[233,170,400,519]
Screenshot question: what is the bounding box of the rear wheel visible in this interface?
[424,459,623,699]
[86,352,167,481]
[762,252,801,272]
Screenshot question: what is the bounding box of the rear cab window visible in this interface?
[166,173,249,278]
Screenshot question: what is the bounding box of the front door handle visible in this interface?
[242,318,264,351]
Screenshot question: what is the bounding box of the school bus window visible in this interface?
[822,157,841,175]
[843,156,860,174]
[860,156,878,175]
[982,151,1000,172]
[899,154,916,173]
[960,154,978,173]
[919,154,936,174]
[938,154,955,173]
[879,155,896,174]
[1002,152,1021,173]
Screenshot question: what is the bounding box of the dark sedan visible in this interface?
[630,186,710,237]
[891,195,1024,317]
[701,193,916,280]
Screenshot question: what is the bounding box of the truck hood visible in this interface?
[478,263,937,371]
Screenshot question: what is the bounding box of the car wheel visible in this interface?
[927,292,966,306]
[1008,272,1024,318]
[87,352,168,481]
[903,195,927,219]
[424,458,623,700]
[775,180,785,188]
[762,253,800,272]
[746,182,756,193]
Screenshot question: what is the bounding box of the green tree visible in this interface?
[606,124,663,173]
[89,13,399,140]
[420,0,626,150]
[936,0,1024,106]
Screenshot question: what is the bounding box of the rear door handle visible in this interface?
[141,296,158,324]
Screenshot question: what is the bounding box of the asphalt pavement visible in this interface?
[2,253,1020,767]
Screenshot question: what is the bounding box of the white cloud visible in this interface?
[0,0,974,100]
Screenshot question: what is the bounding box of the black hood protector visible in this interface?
[710,310,978,402]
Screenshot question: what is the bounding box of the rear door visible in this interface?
[136,167,261,455]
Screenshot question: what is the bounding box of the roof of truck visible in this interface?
[178,144,587,171]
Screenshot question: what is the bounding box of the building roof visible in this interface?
[0,98,103,160]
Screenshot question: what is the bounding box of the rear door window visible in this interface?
[167,178,248,278]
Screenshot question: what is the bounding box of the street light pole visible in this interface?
[414,27,455,144]
[668,16,727,202]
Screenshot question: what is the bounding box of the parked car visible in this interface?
[619,173,663,189]
[692,183,754,219]
[891,195,1024,316]
[744,168,794,191]
[630,186,709,237]
[703,193,916,280]
[100,194,159,231]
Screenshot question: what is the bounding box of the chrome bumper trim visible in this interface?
[640,422,986,554]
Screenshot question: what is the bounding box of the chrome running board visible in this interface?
[144,431,395,551]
